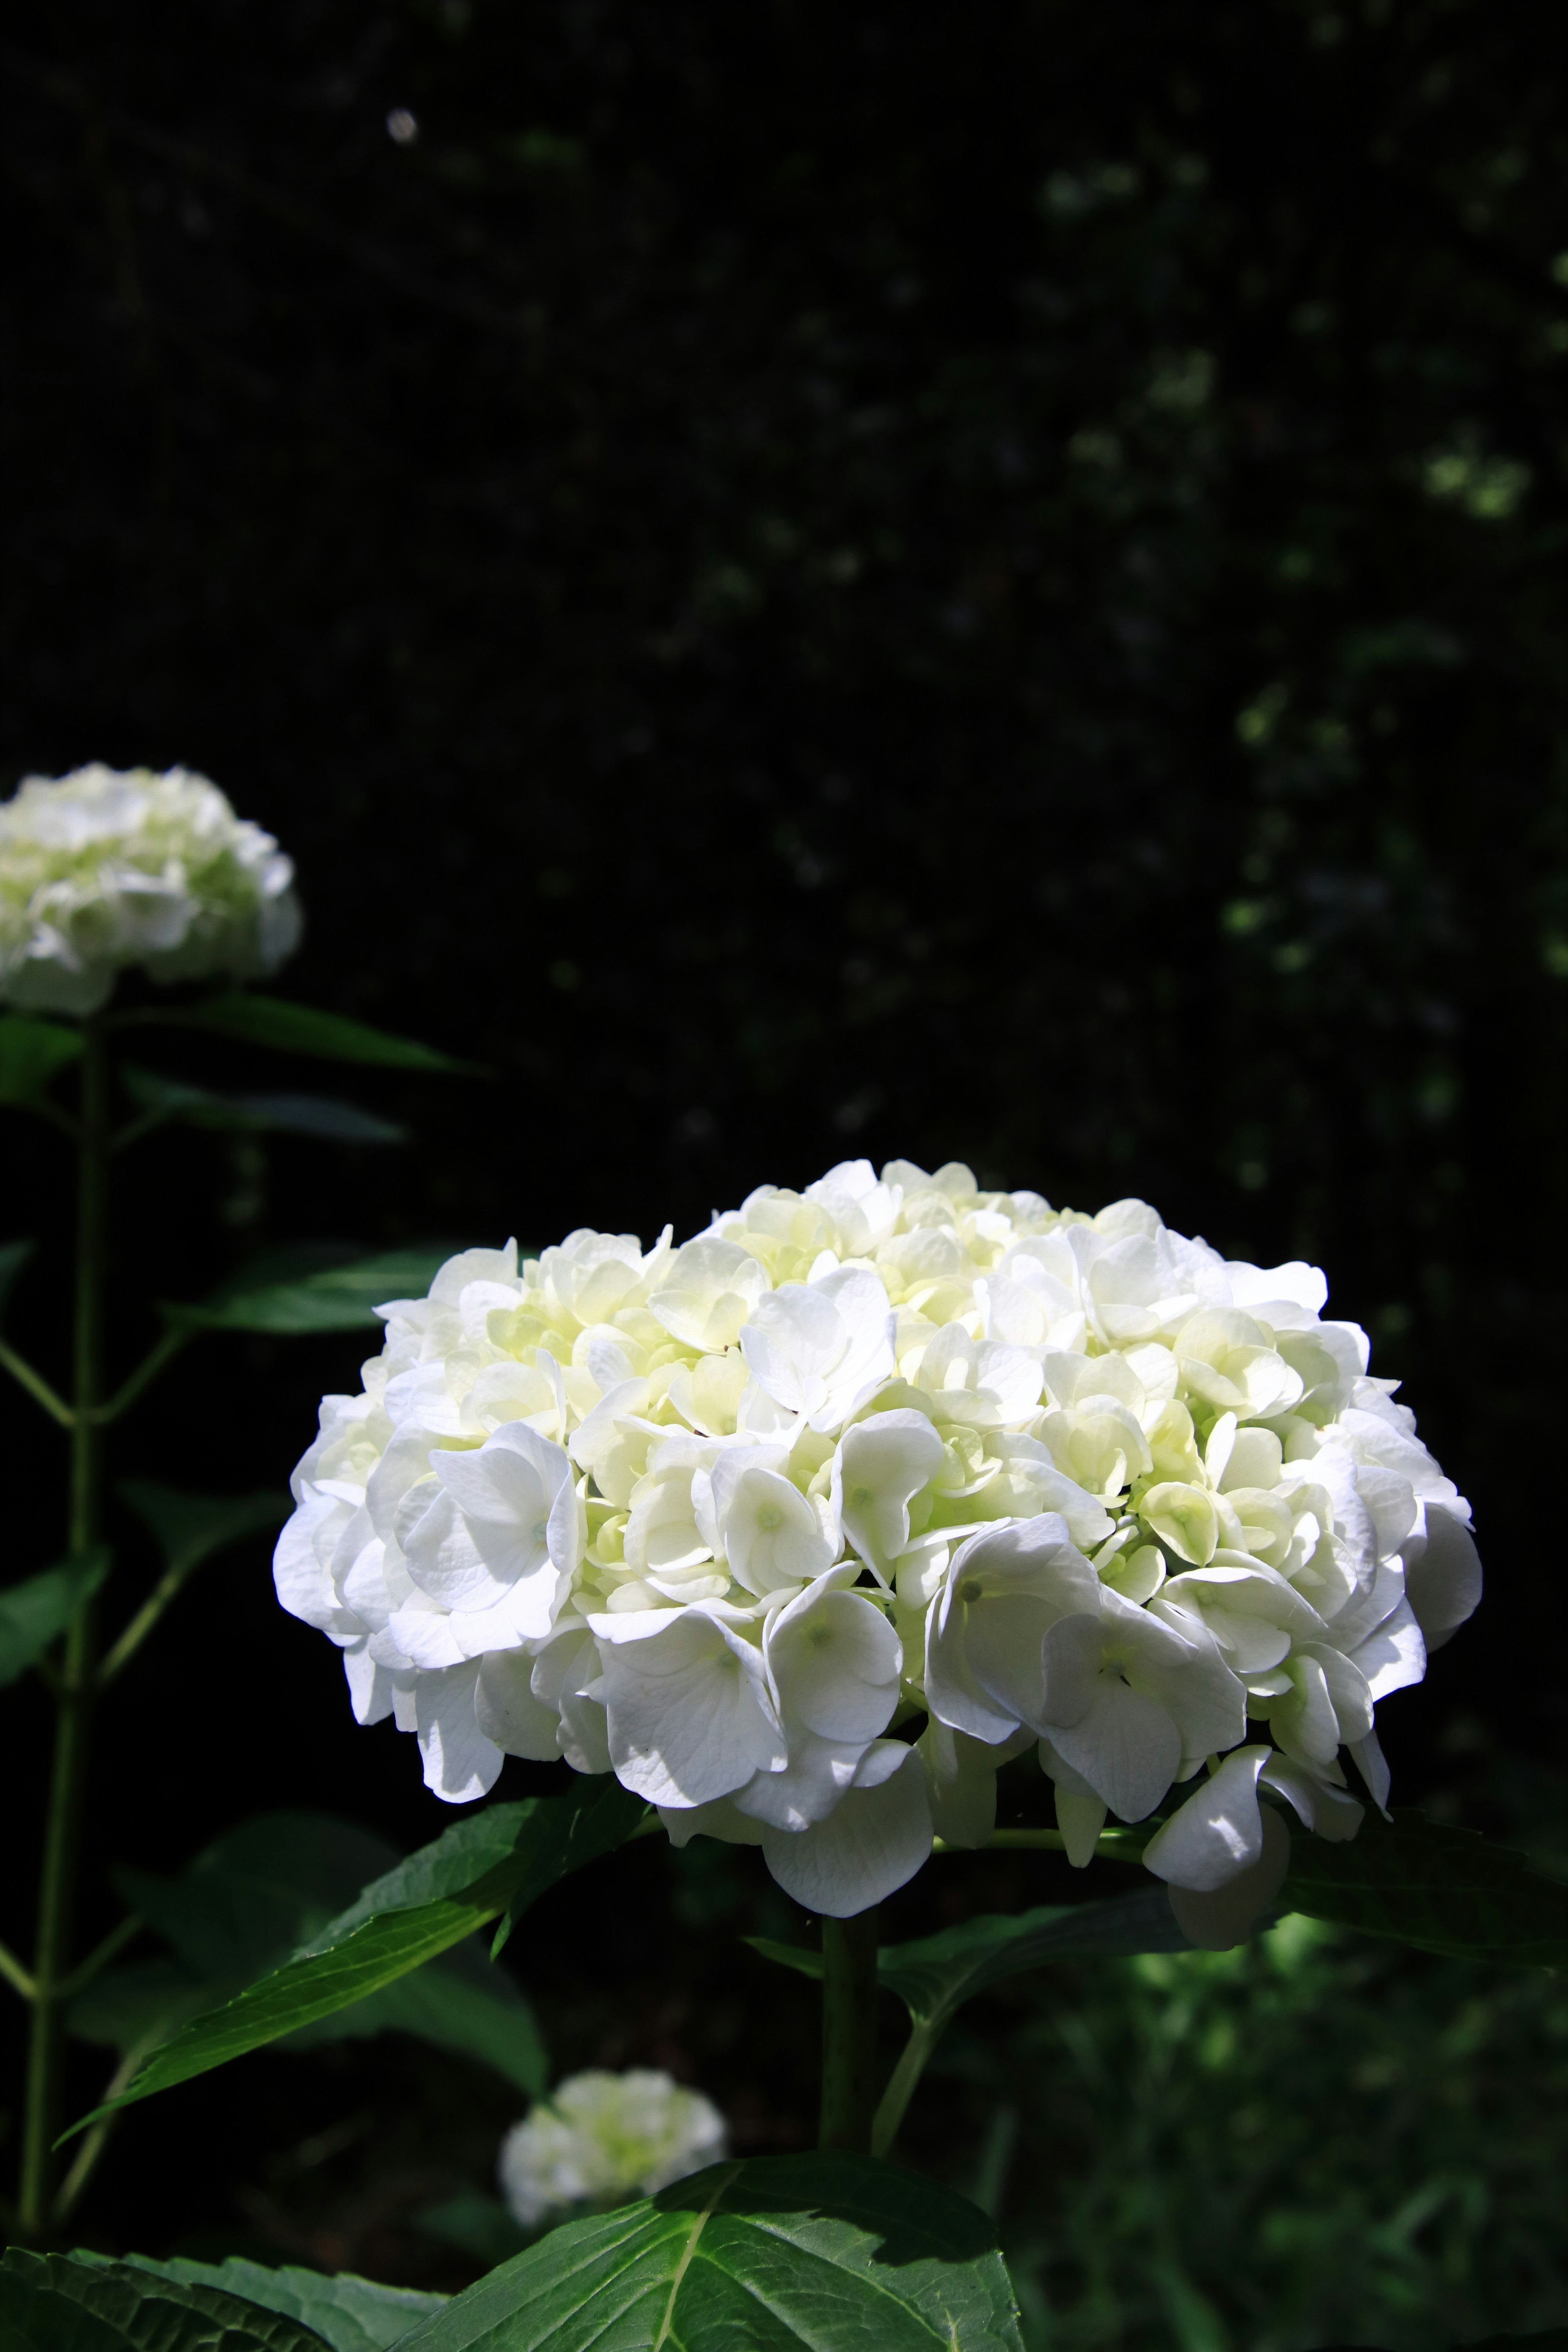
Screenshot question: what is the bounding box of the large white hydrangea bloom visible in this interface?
[276,1163,1481,1931]
[498,2069,727,2224]
[0,765,301,1014]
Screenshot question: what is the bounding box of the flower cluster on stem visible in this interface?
[276,1162,1481,1931]
[0,765,300,1014]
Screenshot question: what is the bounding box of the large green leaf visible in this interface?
[72,1812,547,2096]
[151,992,479,1074]
[0,2250,329,2352]
[113,2258,445,2352]
[393,2154,1024,2352]
[0,1548,111,1687]
[62,1781,645,2141]
[1280,1809,1568,1966]
[121,1064,407,1145]
[121,1480,288,1583]
[0,1013,82,1104]
[165,1244,455,1334]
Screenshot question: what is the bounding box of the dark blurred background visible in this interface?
[3,3,1566,2341]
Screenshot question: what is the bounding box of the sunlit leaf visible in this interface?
[164,1243,457,1334]
[0,1549,111,1688]
[121,1064,406,1144]
[72,1812,546,2096]
[150,991,480,1073]
[1281,1810,1568,1967]
[0,2250,329,2352]
[111,2257,445,2352]
[392,2154,1025,2352]
[0,1013,82,1104]
[62,1781,644,2141]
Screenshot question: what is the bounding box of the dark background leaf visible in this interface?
[1280,1812,1568,1968]
[0,1016,82,1106]
[0,1550,110,1688]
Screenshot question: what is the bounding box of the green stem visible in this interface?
[20,1018,111,2236]
[0,1339,75,1429]
[871,2013,942,2158]
[818,1909,880,2154]
[91,1327,189,1426]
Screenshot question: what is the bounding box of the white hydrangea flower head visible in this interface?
[0,764,301,1014]
[276,1163,1482,1939]
[497,2069,728,2226]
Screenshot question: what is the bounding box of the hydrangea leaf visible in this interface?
[755,1883,1192,2028]
[120,1063,407,1144]
[0,1236,34,1318]
[155,991,480,1073]
[72,1811,546,2096]
[120,1480,287,1584]
[1279,1810,1568,1966]
[111,2258,445,2352]
[165,1243,458,1333]
[0,1548,111,1688]
[60,1781,644,2143]
[391,2154,1024,2352]
[0,1013,83,1104]
[0,2250,330,2352]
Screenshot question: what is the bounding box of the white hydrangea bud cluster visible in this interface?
[0,764,301,1015]
[276,1163,1482,1926]
[498,2069,728,2225]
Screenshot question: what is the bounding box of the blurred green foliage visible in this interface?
[927,1917,1568,2352]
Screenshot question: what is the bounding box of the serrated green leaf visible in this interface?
[0,1013,82,1104]
[149,992,480,1074]
[114,2259,445,2352]
[165,1245,456,1334]
[393,2154,1025,2352]
[0,1548,111,1687]
[121,1065,407,1145]
[1280,1809,1568,1965]
[62,1781,644,2142]
[74,1812,546,2096]
[120,1481,287,1583]
[0,2250,330,2352]
[0,1236,36,1318]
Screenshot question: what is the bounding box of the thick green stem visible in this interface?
[818,1908,880,2154]
[20,1019,110,2235]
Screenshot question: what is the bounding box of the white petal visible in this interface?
[1403,1500,1482,1650]
[597,1610,786,1807]
[1047,1678,1181,1822]
[1166,1805,1291,1948]
[1143,1745,1272,1891]
[761,1744,932,1915]
[476,1652,564,1760]
[412,1664,505,1802]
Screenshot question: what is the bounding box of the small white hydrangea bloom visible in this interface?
[498,2069,728,2225]
[0,764,301,1014]
[277,1164,1482,1941]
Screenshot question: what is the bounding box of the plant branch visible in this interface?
[19,1098,80,1143]
[0,1940,36,2003]
[0,1340,75,1428]
[931,1826,1149,1864]
[20,1017,110,2235]
[871,2015,942,2159]
[90,1327,191,1425]
[109,1108,171,1157]
[50,2040,147,2227]
[56,1915,142,2001]
[97,1551,201,1685]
